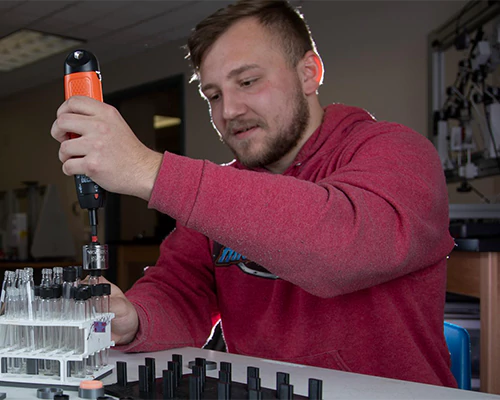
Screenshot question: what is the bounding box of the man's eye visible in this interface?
[241,79,256,87]
[209,93,220,102]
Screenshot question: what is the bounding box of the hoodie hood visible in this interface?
[232,103,376,173]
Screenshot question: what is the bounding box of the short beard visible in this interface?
[227,84,310,170]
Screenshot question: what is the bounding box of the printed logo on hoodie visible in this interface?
[212,242,279,280]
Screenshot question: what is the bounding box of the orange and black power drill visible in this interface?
[64,50,108,275]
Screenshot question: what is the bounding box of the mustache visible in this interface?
[226,119,266,136]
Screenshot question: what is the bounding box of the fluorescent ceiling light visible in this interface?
[0,29,83,72]
[154,115,182,129]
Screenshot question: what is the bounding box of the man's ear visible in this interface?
[298,51,323,95]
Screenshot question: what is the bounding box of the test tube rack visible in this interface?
[0,312,115,386]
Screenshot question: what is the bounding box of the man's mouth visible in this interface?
[232,125,259,137]
[230,124,259,139]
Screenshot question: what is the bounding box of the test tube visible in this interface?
[6,285,20,373]
[50,285,62,375]
[22,270,35,359]
[35,286,45,374]
[72,286,90,378]
[50,284,61,348]
[75,266,83,285]
[13,269,21,288]
[17,271,29,374]
[100,283,111,366]
[40,269,52,288]
[24,268,35,313]
[33,285,41,366]
[89,273,100,286]
[87,274,99,373]
[39,287,52,376]
[53,267,63,285]
[90,284,103,370]
[60,267,78,352]
[0,271,15,349]
[0,270,14,315]
[38,265,51,372]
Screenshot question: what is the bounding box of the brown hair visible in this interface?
[185,0,318,81]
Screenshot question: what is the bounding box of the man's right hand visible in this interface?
[100,277,139,345]
[50,96,163,202]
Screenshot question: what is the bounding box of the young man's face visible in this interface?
[199,17,310,171]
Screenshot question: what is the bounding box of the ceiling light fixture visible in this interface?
[154,115,182,129]
[0,29,84,72]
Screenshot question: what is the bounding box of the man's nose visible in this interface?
[222,91,247,121]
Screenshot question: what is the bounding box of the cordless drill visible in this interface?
[64,50,108,275]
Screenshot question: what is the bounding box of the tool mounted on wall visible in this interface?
[64,50,108,276]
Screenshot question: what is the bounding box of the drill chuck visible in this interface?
[82,243,108,272]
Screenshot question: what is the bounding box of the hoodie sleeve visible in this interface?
[117,224,219,352]
[148,123,454,298]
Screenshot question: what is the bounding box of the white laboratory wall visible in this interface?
[0,1,474,252]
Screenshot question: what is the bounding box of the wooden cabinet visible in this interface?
[115,244,160,292]
[447,251,500,394]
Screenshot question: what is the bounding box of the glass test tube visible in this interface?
[72,286,90,378]
[53,267,63,285]
[90,284,103,370]
[87,274,99,372]
[49,285,62,375]
[6,285,20,373]
[101,283,111,367]
[0,271,15,349]
[39,287,53,376]
[61,267,78,352]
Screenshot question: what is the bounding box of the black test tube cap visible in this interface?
[308,378,323,400]
[116,361,127,386]
[101,283,111,295]
[63,266,77,282]
[162,369,175,399]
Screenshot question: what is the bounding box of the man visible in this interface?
[51,0,456,387]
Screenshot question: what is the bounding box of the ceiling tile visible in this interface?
[0,1,27,10]
[18,1,77,15]
[0,0,235,98]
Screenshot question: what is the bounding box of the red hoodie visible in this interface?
[121,104,457,387]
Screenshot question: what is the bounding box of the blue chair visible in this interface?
[444,321,472,390]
